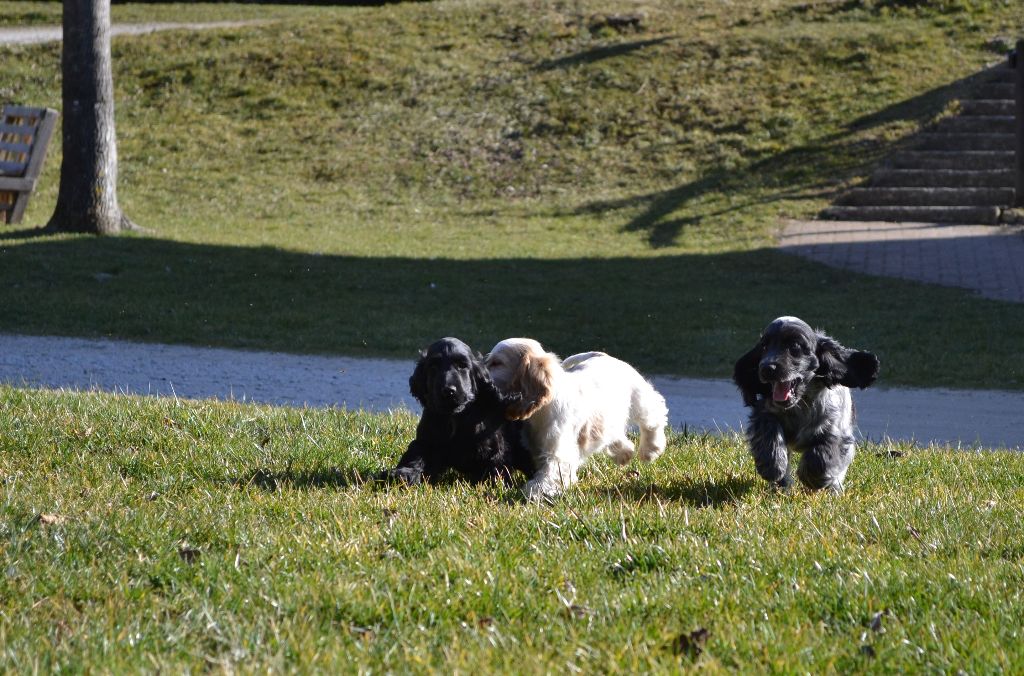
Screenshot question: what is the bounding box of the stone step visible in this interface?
[915,133,1015,151]
[871,169,1015,188]
[820,205,1000,224]
[887,150,1014,170]
[985,66,1017,83]
[935,115,1016,134]
[974,82,1014,99]
[960,99,1015,116]
[837,187,1014,207]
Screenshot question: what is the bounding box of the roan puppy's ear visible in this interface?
[505,350,557,420]
[408,350,430,405]
[815,334,880,389]
[733,341,768,407]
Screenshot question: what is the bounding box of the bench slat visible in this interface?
[0,105,56,223]
[0,176,34,191]
[0,141,31,155]
[0,160,28,175]
[20,109,56,179]
[0,123,35,139]
[1,105,47,120]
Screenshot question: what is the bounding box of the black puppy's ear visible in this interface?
[470,353,498,399]
[408,350,429,405]
[816,335,880,389]
[733,342,767,407]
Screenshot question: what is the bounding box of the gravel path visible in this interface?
[0,21,266,47]
[2,333,1021,451]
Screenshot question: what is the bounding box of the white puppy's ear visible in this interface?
[506,349,557,420]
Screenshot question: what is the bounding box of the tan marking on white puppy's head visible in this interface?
[485,338,558,420]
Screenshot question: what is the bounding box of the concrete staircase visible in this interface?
[822,63,1017,224]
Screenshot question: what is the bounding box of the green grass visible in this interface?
[1,385,1022,671]
[0,1,323,27]
[1,0,1023,389]
[3,5,1022,669]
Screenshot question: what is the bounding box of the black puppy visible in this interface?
[733,316,880,492]
[385,337,535,484]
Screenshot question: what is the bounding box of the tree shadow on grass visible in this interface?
[536,36,675,71]
[0,224,60,241]
[0,234,1022,389]
[570,65,1007,248]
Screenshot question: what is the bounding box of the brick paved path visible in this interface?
[779,220,1024,303]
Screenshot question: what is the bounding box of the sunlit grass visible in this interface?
[1,385,1022,670]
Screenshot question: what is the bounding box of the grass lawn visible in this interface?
[2,4,1022,670]
[1,385,1022,671]
[1,0,1023,391]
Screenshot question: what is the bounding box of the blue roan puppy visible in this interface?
[732,316,880,492]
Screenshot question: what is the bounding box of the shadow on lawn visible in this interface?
[0,234,1021,388]
[233,465,367,491]
[536,36,675,71]
[573,65,1005,248]
[606,475,755,508]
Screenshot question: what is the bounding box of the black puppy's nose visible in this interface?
[759,362,779,381]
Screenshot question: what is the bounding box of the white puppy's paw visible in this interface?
[607,440,635,466]
[522,477,560,502]
[639,426,667,462]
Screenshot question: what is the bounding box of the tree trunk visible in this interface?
[46,0,137,234]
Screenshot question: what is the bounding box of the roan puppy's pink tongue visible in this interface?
[773,381,793,402]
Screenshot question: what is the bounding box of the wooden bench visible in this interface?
[0,105,58,225]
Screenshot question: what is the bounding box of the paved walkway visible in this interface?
[0,21,266,47]
[779,220,1024,303]
[1,333,1021,451]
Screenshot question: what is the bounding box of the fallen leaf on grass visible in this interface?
[349,625,376,641]
[562,604,593,620]
[38,513,66,526]
[178,546,201,565]
[869,609,890,633]
[672,627,710,657]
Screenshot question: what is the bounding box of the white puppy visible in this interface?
[485,338,669,500]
